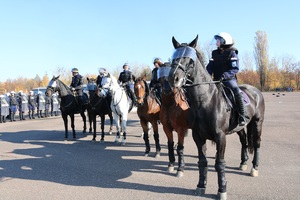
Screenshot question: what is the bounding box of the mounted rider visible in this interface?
[150,57,167,105]
[70,68,87,110]
[206,32,246,126]
[97,68,112,104]
[118,63,136,104]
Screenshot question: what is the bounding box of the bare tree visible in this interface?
[254,31,269,91]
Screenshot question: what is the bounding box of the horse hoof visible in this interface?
[144,153,149,157]
[176,171,184,178]
[250,168,259,177]
[217,192,227,200]
[239,164,248,171]
[72,138,76,141]
[82,130,86,134]
[114,140,119,143]
[121,141,126,146]
[100,139,104,143]
[154,152,160,158]
[64,138,68,141]
[168,166,174,172]
[108,131,112,135]
[195,187,206,196]
[92,139,96,142]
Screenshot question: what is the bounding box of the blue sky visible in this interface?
[0,0,299,82]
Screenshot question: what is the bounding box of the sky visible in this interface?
[0,0,299,82]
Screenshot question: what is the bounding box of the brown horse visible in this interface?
[134,77,161,157]
[159,77,191,177]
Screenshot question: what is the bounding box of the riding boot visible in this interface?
[28,111,32,119]
[236,93,246,126]
[12,113,16,121]
[19,113,23,121]
[2,116,6,123]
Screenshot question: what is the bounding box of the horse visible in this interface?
[134,76,161,157]
[86,77,113,142]
[158,69,191,177]
[168,35,265,200]
[99,74,130,145]
[46,76,88,140]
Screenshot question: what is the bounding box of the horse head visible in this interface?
[134,76,148,106]
[86,77,97,96]
[46,75,72,97]
[168,35,199,89]
[46,76,60,97]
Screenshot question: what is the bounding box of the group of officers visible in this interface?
[1,32,247,126]
[0,90,60,123]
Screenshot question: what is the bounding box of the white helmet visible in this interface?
[11,91,15,94]
[98,68,108,77]
[214,32,234,45]
[29,91,34,95]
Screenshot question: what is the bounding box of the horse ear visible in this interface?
[132,74,136,82]
[189,35,198,48]
[172,36,181,49]
[54,75,60,80]
[87,77,90,81]
[142,74,147,81]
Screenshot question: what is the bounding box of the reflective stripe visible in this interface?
[231,57,238,61]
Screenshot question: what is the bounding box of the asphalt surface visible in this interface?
[0,92,299,200]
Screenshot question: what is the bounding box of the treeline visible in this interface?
[1,31,300,93]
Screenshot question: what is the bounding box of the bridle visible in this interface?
[171,47,221,88]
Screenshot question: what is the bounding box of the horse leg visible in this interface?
[237,129,248,171]
[121,114,127,146]
[248,118,263,177]
[92,114,97,141]
[108,112,113,135]
[214,132,227,200]
[70,114,76,140]
[193,131,208,196]
[114,113,120,143]
[88,110,92,133]
[152,121,161,158]
[62,114,68,140]
[80,111,87,133]
[176,129,186,177]
[141,120,150,156]
[100,114,105,142]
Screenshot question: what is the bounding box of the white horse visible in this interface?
[99,74,129,145]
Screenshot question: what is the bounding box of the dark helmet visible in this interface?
[153,57,163,65]
[71,68,79,73]
[123,63,129,69]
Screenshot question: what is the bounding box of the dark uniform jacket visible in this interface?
[70,74,83,90]
[118,70,133,85]
[206,47,239,81]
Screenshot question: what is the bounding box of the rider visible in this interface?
[70,68,86,110]
[118,63,136,104]
[206,32,246,126]
[150,57,165,104]
[98,68,112,104]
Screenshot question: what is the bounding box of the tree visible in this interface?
[254,31,269,91]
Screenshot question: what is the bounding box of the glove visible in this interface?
[70,87,75,91]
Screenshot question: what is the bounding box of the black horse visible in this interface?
[86,77,113,142]
[168,36,265,200]
[46,76,88,140]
